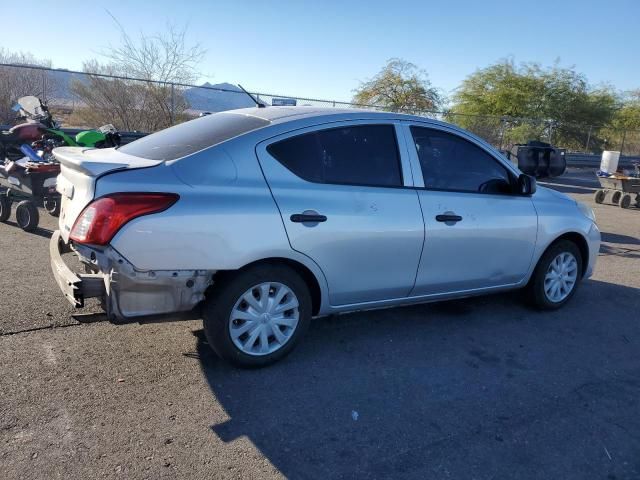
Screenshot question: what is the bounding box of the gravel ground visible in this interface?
[1,169,639,479]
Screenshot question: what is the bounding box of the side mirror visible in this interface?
[517,174,536,195]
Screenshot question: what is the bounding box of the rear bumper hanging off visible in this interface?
[50,230,105,308]
[49,230,213,319]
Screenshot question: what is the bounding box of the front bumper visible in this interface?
[585,221,601,278]
[49,230,213,319]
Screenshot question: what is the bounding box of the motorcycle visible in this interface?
[0,96,121,231]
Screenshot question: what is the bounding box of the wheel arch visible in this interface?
[533,231,590,281]
[210,257,325,316]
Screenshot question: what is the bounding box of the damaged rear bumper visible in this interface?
[50,230,105,308]
[49,230,213,320]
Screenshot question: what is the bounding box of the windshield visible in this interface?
[118,112,270,161]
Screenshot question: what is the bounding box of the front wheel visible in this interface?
[594,189,606,204]
[526,240,583,310]
[203,264,312,368]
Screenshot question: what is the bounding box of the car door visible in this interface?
[402,123,538,296]
[256,121,424,306]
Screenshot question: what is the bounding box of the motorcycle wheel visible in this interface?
[0,195,11,222]
[15,200,39,232]
[45,197,60,217]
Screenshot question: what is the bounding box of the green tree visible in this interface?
[450,59,619,150]
[352,58,443,114]
[604,90,640,154]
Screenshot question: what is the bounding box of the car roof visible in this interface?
[223,106,447,127]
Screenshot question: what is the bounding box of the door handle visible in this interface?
[435,214,462,223]
[290,213,327,223]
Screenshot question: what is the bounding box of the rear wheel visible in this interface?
[0,195,10,222]
[203,264,312,368]
[594,189,606,204]
[526,240,583,310]
[15,200,39,232]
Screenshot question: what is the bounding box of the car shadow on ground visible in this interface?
[190,280,640,479]
[599,244,640,259]
[601,231,640,246]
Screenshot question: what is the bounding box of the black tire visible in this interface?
[620,194,632,209]
[594,189,606,204]
[526,240,583,310]
[0,195,10,222]
[44,197,60,217]
[611,191,622,204]
[203,264,312,368]
[15,200,39,232]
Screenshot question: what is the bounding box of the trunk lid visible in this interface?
[53,147,162,241]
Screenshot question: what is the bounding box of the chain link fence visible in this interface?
[2,62,639,156]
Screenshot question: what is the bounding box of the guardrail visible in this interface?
[565,153,639,169]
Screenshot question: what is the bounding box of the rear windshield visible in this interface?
[118,112,270,160]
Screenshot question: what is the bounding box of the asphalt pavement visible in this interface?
[1,169,639,479]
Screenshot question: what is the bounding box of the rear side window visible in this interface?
[410,126,512,194]
[119,112,269,161]
[267,124,402,187]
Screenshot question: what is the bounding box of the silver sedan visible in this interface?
[50,107,600,367]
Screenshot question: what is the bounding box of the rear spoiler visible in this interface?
[53,146,161,177]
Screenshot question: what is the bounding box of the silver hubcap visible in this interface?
[544,252,578,303]
[229,282,299,356]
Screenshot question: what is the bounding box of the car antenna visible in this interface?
[237,84,266,108]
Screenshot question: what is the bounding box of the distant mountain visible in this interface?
[46,69,87,100]
[183,82,257,112]
[43,71,257,113]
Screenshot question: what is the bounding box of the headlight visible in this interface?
[577,202,596,222]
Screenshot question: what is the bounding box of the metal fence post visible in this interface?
[170,83,175,126]
[585,125,592,153]
[498,117,506,150]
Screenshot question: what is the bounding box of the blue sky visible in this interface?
[2,0,638,101]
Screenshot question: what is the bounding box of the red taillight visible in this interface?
[70,193,179,245]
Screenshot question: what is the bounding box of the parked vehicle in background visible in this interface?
[0,96,121,231]
[49,107,600,367]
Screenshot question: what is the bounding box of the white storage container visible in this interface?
[600,151,620,174]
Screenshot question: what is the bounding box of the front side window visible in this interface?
[267,124,402,187]
[410,126,512,194]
